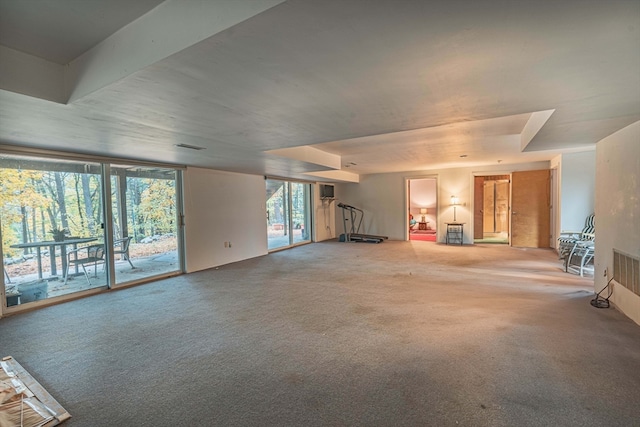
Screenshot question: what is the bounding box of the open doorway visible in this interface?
[408,178,437,242]
[266,179,311,251]
[473,175,510,244]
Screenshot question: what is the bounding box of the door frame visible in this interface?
[266,178,312,252]
[405,175,439,241]
[471,171,513,245]
[549,167,559,248]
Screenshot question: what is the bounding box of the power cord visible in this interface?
[590,276,614,309]
[323,199,333,237]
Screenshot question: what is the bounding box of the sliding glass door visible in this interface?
[1,153,184,311]
[1,154,107,306]
[290,182,310,245]
[266,179,311,250]
[110,165,180,285]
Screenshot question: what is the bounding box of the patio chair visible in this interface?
[113,237,135,268]
[565,240,595,276]
[64,244,105,285]
[557,214,595,259]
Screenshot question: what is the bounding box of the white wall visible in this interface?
[183,167,268,273]
[338,173,403,239]
[338,161,549,243]
[183,170,335,274]
[594,121,640,325]
[559,151,596,232]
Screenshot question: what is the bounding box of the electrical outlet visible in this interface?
[228,242,232,248]
[603,268,608,278]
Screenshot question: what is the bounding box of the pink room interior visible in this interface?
[409,178,437,242]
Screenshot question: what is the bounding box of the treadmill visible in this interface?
[337,202,388,243]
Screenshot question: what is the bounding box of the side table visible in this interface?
[446,223,464,245]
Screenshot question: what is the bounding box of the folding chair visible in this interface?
[558,214,594,259]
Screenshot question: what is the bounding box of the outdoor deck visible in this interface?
[4,239,179,306]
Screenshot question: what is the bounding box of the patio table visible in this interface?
[11,237,97,280]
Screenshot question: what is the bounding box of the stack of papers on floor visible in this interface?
[0,356,70,427]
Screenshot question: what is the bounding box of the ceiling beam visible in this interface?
[521,109,555,151]
[0,0,286,104]
[266,146,342,170]
[0,46,65,103]
[305,170,360,183]
[65,0,286,103]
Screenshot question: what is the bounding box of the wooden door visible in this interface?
[511,170,550,248]
[473,176,484,239]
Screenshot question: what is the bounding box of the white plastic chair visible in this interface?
[558,214,594,259]
[113,237,135,269]
[565,241,595,276]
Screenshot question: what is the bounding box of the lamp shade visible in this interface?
[450,195,459,206]
[420,208,427,215]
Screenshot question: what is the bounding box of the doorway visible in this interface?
[474,175,510,244]
[408,178,437,242]
[473,170,551,248]
[266,179,311,251]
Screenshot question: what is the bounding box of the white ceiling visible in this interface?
[0,0,164,64]
[0,0,638,181]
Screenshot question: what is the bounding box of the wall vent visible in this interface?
[613,249,640,296]
[174,143,205,150]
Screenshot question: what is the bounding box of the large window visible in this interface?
[1,153,183,311]
[266,179,311,250]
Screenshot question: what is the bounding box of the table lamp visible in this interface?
[450,196,459,222]
[420,208,427,222]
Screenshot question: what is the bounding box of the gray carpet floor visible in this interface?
[1,241,639,427]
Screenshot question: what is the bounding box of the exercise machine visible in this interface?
[337,202,388,243]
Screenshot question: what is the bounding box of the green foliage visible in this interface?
[137,178,176,236]
[1,168,103,257]
[266,181,308,227]
[1,169,48,256]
